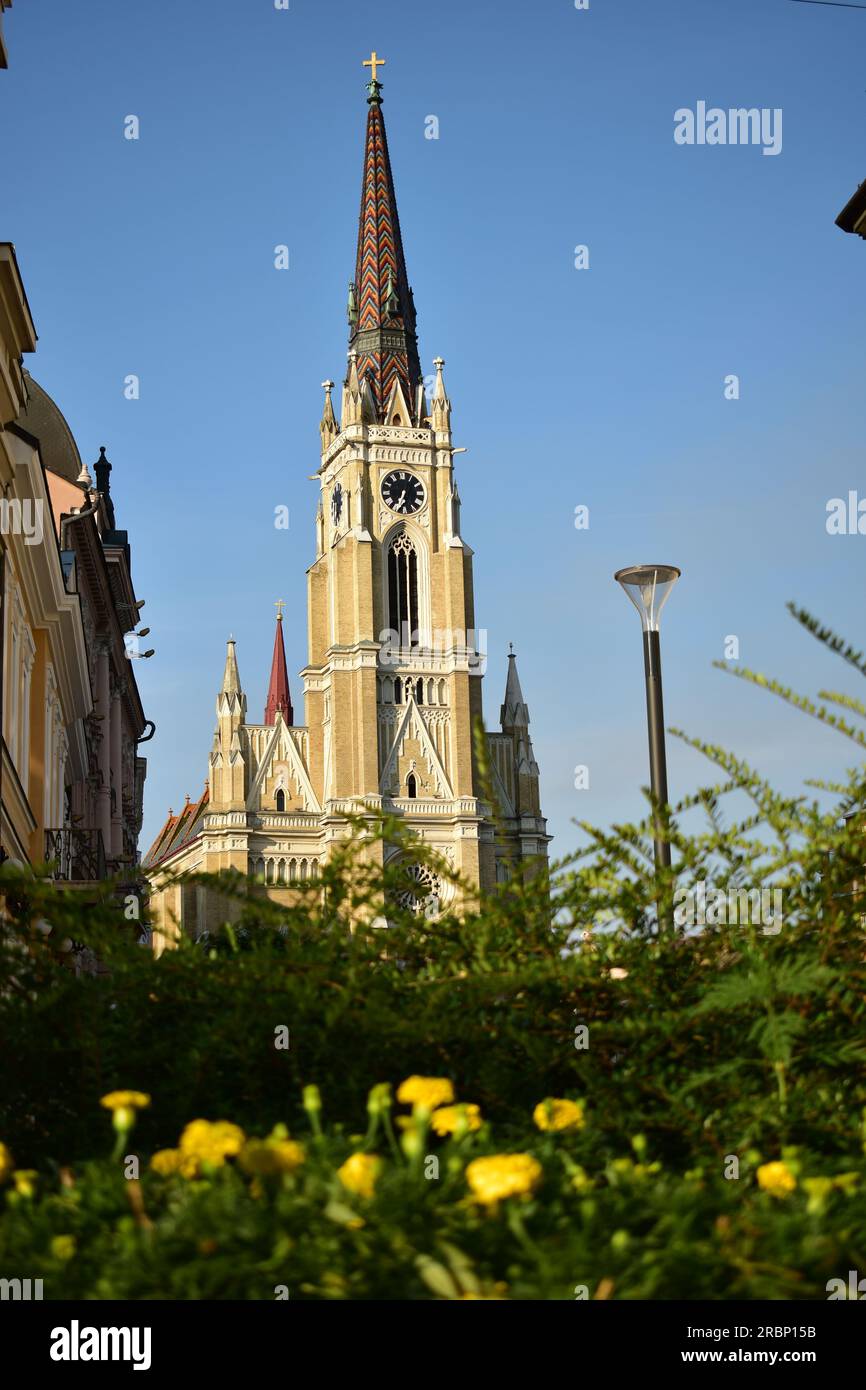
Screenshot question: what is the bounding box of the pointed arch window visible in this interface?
[388,531,419,646]
[275,789,286,813]
[406,772,418,800]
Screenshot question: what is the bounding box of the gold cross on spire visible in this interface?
[363,50,386,82]
[275,599,286,621]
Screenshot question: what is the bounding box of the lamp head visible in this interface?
[614,564,681,633]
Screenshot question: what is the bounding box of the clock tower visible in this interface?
[144,60,548,940]
[303,60,548,899]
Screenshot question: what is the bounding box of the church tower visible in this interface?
[143,58,548,941]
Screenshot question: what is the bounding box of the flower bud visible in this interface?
[112,1107,135,1134]
[302,1085,322,1115]
[367,1083,392,1117]
[401,1127,424,1161]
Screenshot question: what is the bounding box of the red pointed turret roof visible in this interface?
[265,612,293,726]
[348,68,421,421]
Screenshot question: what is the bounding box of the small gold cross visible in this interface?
[363,51,386,82]
[275,599,286,621]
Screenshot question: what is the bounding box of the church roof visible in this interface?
[265,612,293,725]
[348,71,421,421]
[142,785,209,869]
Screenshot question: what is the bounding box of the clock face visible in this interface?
[331,483,343,525]
[381,470,425,515]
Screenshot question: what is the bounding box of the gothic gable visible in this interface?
[245,719,321,814]
[379,695,454,800]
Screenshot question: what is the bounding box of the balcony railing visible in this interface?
[45,828,107,882]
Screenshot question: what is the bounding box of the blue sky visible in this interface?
[2,0,864,860]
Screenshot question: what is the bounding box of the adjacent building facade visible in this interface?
[0,246,150,882]
[144,67,549,945]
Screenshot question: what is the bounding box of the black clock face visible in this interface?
[381,470,425,515]
[331,483,343,525]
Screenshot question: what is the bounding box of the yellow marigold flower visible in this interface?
[757,1160,797,1198]
[397,1076,454,1112]
[465,1153,542,1207]
[179,1120,245,1168]
[50,1235,76,1262]
[0,1142,13,1183]
[238,1138,305,1178]
[338,1152,382,1199]
[100,1091,151,1135]
[270,1140,305,1173]
[533,1098,585,1132]
[150,1148,198,1178]
[12,1170,38,1198]
[100,1091,151,1112]
[430,1103,482,1136]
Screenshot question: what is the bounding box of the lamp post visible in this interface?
[614,564,681,874]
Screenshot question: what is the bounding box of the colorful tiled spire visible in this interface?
[347,58,422,423]
[265,604,293,726]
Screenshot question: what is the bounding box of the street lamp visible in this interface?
[614,564,681,873]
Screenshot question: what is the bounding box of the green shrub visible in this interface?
[1,604,865,1299]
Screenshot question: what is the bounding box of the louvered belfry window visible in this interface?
[388,531,418,645]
